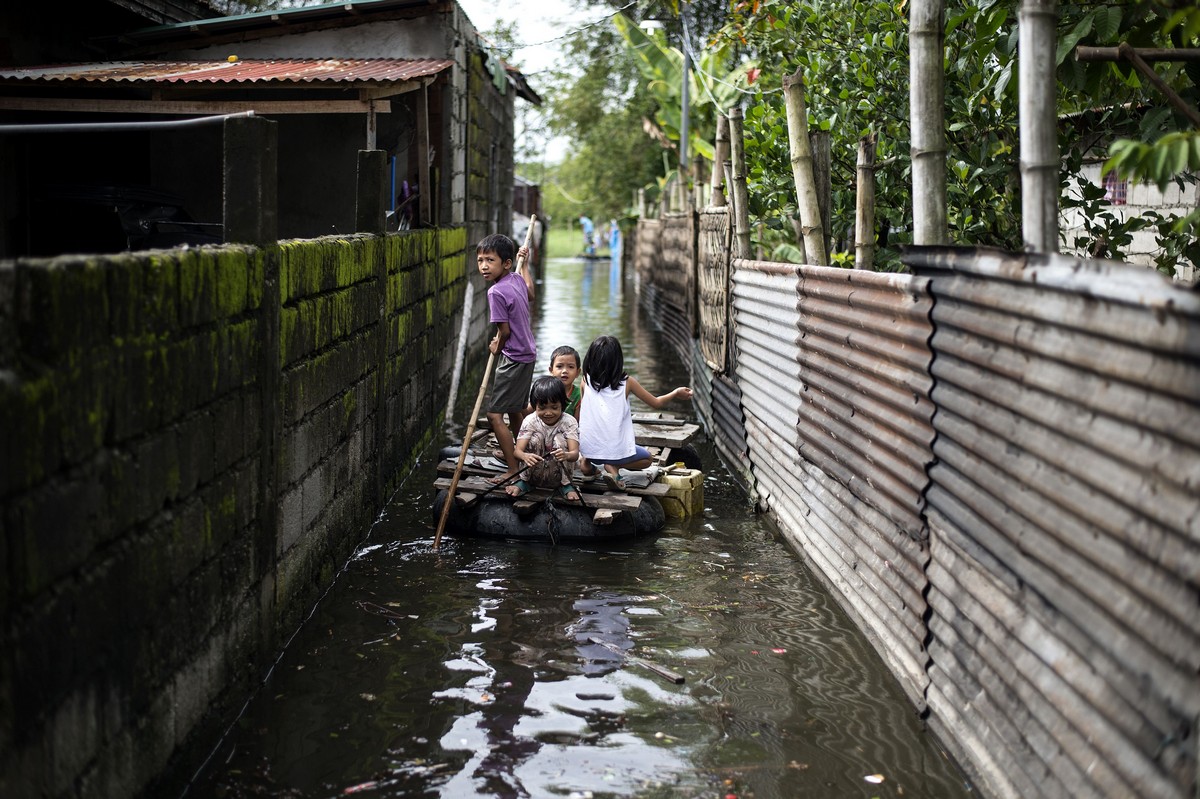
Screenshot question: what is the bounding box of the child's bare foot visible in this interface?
[489,470,520,485]
[505,479,532,497]
[557,484,581,502]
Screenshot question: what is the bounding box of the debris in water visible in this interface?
[772,648,787,654]
[864,773,885,783]
[360,693,376,701]
[343,780,378,794]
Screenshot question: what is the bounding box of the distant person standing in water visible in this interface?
[578,214,595,256]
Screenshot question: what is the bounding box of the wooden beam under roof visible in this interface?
[0,97,390,115]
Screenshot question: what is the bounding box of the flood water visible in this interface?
[174,257,972,798]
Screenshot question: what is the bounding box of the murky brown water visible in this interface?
[173,257,972,798]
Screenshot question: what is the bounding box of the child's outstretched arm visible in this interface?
[626,377,693,409]
[516,245,535,301]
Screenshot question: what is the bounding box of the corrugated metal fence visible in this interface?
[635,211,1200,799]
[730,258,936,709]
[906,246,1200,799]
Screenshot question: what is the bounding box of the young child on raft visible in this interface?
[540,345,582,419]
[578,334,693,491]
[506,375,582,502]
[477,233,536,484]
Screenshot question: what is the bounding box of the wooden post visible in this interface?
[693,155,706,208]
[416,82,431,227]
[355,149,387,234]
[810,131,832,257]
[223,115,278,246]
[855,134,877,271]
[1020,0,1059,253]
[638,188,648,218]
[910,0,948,245]
[728,108,752,260]
[711,114,729,208]
[781,70,827,265]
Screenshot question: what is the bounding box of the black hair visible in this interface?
[529,374,568,408]
[476,233,515,264]
[549,345,580,370]
[583,335,626,392]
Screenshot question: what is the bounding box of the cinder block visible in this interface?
[177,250,218,328]
[277,486,303,555]
[171,625,227,748]
[211,391,245,473]
[176,409,215,495]
[48,684,99,796]
[300,461,330,532]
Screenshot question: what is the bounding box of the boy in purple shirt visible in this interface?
[476,233,536,483]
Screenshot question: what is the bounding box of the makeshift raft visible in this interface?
[432,413,703,542]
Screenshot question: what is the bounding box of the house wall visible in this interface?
[635,210,1200,799]
[0,228,471,798]
[1060,162,1199,284]
[169,17,456,61]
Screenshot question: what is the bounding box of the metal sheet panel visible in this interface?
[732,259,931,707]
[0,59,455,85]
[796,265,936,539]
[698,208,732,372]
[907,246,1200,799]
[655,213,696,363]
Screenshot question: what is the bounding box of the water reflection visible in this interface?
[169,258,972,799]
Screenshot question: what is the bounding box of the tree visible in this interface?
[715,0,1199,275]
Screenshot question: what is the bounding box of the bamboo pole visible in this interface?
[810,131,832,257]
[728,108,753,260]
[711,114,729,208]
[433,218,536,549]
[1019,0,1059,253]
[855,134,878,271]
[910,0,948,245]
[781,70,827,265]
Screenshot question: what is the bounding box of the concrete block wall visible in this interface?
[0,229,470,797]
[1060,162,1199,284]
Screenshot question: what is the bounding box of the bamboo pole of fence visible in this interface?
[811,131,832,257]
[711,114,729,208]
[910,0,948,245]
[782,70,827,265]
[855,134,878,271]
[1020,0,1059,252]
[728,108,753,259]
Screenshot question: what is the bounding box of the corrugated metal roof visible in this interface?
[0,58,454,85]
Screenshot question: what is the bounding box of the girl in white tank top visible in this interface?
[578,335,695,489]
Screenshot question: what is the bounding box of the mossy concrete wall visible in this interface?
[0,227,470,797]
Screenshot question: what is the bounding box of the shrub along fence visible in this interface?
[0,228,469,797]
[634,210,1199,799]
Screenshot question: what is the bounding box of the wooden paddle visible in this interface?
[433,217,537,550]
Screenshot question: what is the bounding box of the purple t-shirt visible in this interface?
[487,270,535,363]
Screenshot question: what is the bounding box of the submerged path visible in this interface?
[169,257,972,798]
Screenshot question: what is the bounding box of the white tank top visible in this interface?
[579,378,636,461]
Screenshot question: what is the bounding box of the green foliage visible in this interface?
[716,0,1199,275]
[539,24,666,226]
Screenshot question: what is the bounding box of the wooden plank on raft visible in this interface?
[631,422,701,448]
[592,509,620,525]
[631,413,688,426]
[435,463,672,497]
[433,477,645,510]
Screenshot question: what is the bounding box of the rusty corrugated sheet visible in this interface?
[732,258,933,709]
[698,208,731,372]
[907,246,1200,799]
[0,59,454,85]
[796,266,936,538]
[656,213,695,363]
